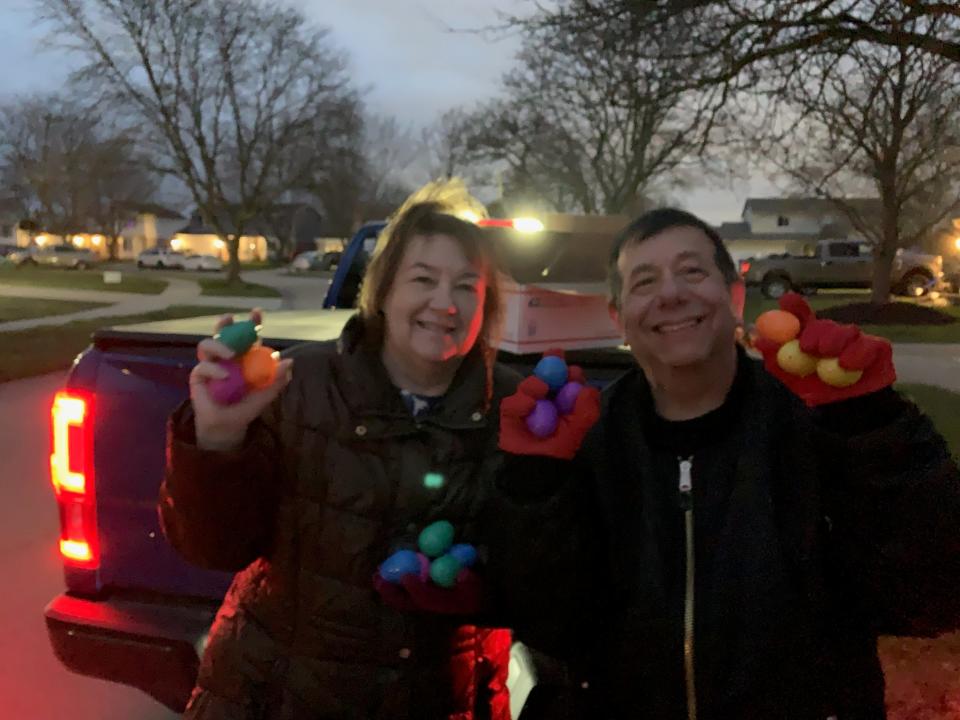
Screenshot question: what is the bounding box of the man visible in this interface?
[491,208,960,719]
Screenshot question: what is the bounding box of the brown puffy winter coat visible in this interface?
[160,315,518,719]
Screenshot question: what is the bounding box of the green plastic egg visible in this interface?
[418,520,455,558]
[216,320,259,355]
[429,554,462,588]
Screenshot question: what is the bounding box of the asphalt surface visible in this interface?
[0,373,178,719]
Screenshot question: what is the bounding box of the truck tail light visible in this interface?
[739,260,751,276]
[50,391,99,570]
[478,217,545,233]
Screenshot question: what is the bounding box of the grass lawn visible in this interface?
[0,296,108,323]
[0,266,168,294]
[0,304,245,383]
[744,291,960,343]
[197,277,281,298]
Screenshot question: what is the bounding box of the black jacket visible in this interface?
[489,351,960,719]
[161,316,518,720]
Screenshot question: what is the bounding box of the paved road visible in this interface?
[241,268,333,310]
[0,373,178,720]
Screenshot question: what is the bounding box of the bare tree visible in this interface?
[0,94,156,257]
[37,0,362,285]
[506,1,960,88]
[460,8,729,215]
[742,27,960,302]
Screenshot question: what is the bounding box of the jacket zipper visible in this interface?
[678,456,697,720]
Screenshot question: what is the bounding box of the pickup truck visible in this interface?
[740,239,945,299]
[43,216,632,713]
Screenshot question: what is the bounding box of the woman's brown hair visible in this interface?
[358,178,503,364]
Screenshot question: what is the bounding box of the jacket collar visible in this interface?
[335,314,490,430]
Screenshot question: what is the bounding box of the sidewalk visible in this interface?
[0,277,282,333]
[892,343,960,394]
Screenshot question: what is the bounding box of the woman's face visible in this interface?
[382,233,487,367]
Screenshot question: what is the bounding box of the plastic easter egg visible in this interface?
[416,552,431,581]
[755,310,801,344]
[241,345,278,391]
[429,554,463,588]
[448,543,478,568]
[776,340,818,377]
[378,550,421,583]
[216,320,259,355]
[207,360,247,404]
[554,381,584,415]
[526,399,559,438]
[533,356,568,392]
[816,357,863,387]
[418,520,455,558]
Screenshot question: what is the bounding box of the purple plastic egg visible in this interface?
[525,399,559,438]
[555,381,584,415]
[416,552,431,581]
[207,359,247,405]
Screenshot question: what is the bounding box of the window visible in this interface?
[777,215,790,227]
[828,242,860,258]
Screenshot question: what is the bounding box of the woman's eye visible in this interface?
[413,276,434,285]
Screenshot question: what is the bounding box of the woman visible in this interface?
[160,181,518,719]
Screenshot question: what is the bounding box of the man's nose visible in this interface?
[656,271,684,303]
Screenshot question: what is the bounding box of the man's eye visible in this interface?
[456,283,478,292]
[682,267,706,278]
[632,277,655,291]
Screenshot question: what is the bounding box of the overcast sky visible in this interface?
[0,0,779,223]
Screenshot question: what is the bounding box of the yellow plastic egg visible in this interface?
[816,357,863,388]
[777,340,818,377]
[755,310,801,344]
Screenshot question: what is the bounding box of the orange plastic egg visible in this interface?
[241,345,279,391]
[755,310,801,344]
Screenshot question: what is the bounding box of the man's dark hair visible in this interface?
[607,207,739,308]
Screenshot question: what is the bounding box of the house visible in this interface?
[4,201,184,260]
[0,198,30,247]
[170,203,328,261]
[717,197,881,262]
[114,202,186,258]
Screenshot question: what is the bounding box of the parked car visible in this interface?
[288,250,341,273]
[8,243,99,269]
[181,253,223,272]
[137,248,186,269]
[740,240,945,298]
[0,244,20,257]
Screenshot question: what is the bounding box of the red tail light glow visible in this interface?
[50,391,99,569]
[739,260,751,275]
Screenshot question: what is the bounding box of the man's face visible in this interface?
[611,225,742,371]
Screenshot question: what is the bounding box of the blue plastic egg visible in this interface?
[378,549,421,583]
[533,356,569,392]
[448,543,478,568]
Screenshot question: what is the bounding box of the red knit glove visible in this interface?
[373,568,485,615]
[753,293,895,407]
[499,349,600,459]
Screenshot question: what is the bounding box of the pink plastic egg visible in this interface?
[207,359,247,405]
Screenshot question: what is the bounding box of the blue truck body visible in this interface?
[44,219,631,711]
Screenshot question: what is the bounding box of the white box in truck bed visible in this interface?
[499,278,623,355]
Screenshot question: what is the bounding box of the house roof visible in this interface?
[176,203,322,237]
[742,197,881,218]
[115,201,184,220]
